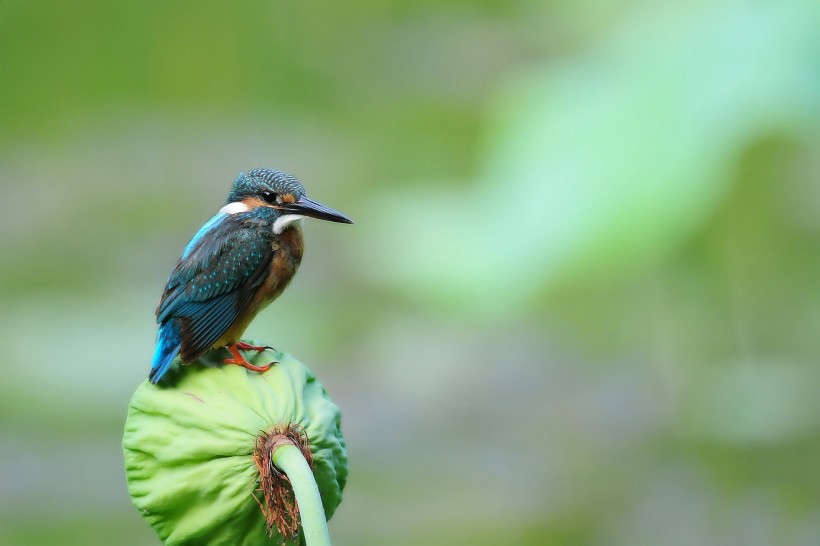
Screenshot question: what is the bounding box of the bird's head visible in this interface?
[227,168,353,233]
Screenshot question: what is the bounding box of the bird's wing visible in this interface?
[156,213,272,359]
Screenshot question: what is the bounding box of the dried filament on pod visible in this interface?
[253,423,314,541]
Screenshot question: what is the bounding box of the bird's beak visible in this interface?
[284,196,354,224]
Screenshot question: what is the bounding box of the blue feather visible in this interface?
[149,321,182,384]
[182,212,227,259]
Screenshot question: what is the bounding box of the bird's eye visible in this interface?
[262,191,279,205]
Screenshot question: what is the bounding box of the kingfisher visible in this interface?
[149,168,353,384]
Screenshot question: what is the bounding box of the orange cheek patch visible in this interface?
[280,193,297,204]
[242,197,268,209]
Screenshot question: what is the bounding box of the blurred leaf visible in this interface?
[363,0,820,318]
[685,361,820,444]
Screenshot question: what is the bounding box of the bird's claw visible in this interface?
[224,357,274,373]
[224,342,277,374]
[235,341,276,352]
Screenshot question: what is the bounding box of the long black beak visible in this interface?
[284,196,354,224]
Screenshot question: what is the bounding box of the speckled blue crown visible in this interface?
[228,168,305,203]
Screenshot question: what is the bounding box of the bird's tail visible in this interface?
[149,322,182,384]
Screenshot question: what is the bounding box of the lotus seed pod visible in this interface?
[123,345,347,545]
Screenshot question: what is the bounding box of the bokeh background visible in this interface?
[1,1,819,545]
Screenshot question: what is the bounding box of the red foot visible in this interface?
[224,343,274,374]
[235,341,275,352]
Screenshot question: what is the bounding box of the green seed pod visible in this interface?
[123,346,347,546]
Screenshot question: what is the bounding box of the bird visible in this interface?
[149,168,353,384]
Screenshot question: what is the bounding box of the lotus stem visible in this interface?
[272,440,332,546]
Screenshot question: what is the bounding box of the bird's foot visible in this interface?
[224,357,271,373]
[224,343,276,374]
[235,341,276,352]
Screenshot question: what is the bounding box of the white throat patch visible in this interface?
[273,214,305,234]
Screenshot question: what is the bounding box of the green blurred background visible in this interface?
[1,1,819,544]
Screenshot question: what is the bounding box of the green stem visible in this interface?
[272,442,332,546]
